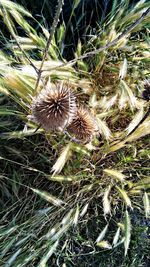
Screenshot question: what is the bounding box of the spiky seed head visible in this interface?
[143,79,150,101]
[30,82,77,131]
[67,106,99,143]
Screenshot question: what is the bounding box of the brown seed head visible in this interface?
[30,82,77,131]
[67,106,98,143]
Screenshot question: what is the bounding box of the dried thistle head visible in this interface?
[30,82,77,131]
[67,106,99,143]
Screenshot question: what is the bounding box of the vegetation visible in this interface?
[0,0,150,266]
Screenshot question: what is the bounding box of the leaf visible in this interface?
[97,240,112,249]
[119,58,127,79]
[51,221,73,241]
[73,205,80,226]
[143,192,150,218]
[125,120,150,142]
[134,177,150,187]
[96,117,112,140]
[112,227,121,247]
[47,175,75,182]
[124,210,131,256]
[0,85,10,95]
[119,80,139,110]
[0,107,21,116]
[125,108,144,135]
[103,185,111,216]
[80,203,89,217]
[0,128,43,139]
[57,23,65,44]
[73,0,81,10]
[31,188,65,206]
[37,241,59,267]
[0,237,16,259]
[76,39,82,57]
[61,209,74,226]
[113,237,125,248]
[6,248,22,267]
[109,140,126,153]
[51,143,72,175]
[72,143,90,156]
[104,169,125,182]
[116,186,132,208]
[96,224,109,243]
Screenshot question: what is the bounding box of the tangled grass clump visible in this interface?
[0,0,150,266]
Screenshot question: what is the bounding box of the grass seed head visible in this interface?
[67,106,99,143]
[30,82,77,131]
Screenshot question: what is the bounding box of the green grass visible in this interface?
[0,0,150,266]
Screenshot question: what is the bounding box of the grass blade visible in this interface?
[143,192,150,218]
[103,185,111,216]
[124,210,131,256]
[97,240,112,249]
[112,227,121,247]
[37,241,59,267]
[5,248,22,267]
[96,224,109,243]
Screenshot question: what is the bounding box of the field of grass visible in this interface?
[0,0,150,266]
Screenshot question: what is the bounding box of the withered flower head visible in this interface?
[67,106,99,143]
[143,79,150,101]
[30,82,77,131]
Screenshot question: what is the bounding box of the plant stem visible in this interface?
[34,0,64,93]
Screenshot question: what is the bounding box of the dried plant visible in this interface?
[0,0,150,266]
[29,81,77,131]
[67,106,99,143]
